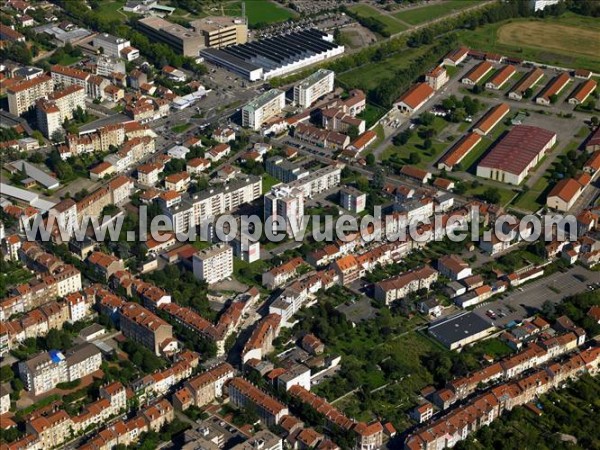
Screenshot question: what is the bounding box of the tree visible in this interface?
[419,111,435,127]
[32,130,45,146]
[365,153,375,166]
[591,116,599,126]
[423,138,433,150]
[550,94,559,104]
[480,187,501,204]
[347,125,360,140]
[51,129,65,143]
[409,152,422,164]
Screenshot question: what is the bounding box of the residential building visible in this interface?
[264,185,305,236]
[36,85,86,138]
[437,255,472,281]
[340,186,366,213]
[228,377,289,425]
[294,69,335,108]
[242,314,281,363]
[180,362,234,409]
[192,244,233,284]
[425,66,449,91]
[7,75,54,115]
[242,89,285,130]
[374,266,439,304]
[119,302,173,355]
[93,33,138,60]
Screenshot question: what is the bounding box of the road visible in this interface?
[472,265,599,327]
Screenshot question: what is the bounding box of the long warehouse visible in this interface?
[200,28,344,81]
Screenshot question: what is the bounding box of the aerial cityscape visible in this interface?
[0,0,599,449]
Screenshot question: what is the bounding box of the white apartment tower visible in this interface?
[242,89,285,131]
[192,244,233,284]
[293,69,335,108]
[7,76,54,115]
[264,185,305,236]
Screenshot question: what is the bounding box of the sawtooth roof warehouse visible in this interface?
[200,29,345,81]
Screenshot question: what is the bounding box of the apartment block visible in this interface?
[36,85,86,138]
[119,302,173,355]
[7,75,54,115]
[228,377,288,426]
[293,69,335,108]
[242,89,285,131]
[264,185,305,236]
[192,244,233,284]
[161,175,262,234]
[374,266,439,304]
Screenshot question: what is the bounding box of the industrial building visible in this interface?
[137,16,205,56]
[428,312,496,350]
[477,125,556,185]
[293,69,335,108]
[242,89,286,130]
[200,29,345,81]
[190,16,248,49]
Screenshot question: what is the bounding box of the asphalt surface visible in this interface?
[473,265,600,327]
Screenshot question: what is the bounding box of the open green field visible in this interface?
[394,0,475,25]
[382,117,449,169]
[226,0,296,27]
[349,4,408,35]
[457,14,600,73]
[262,173,280,191]
[96,0,126,20]
[463,182,517,207]
[338,44,431,92]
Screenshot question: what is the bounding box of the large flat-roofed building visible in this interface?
[242,89,285,130]
[476,125,557,185]
[200,29,344,81]
[161,175,262,234]
[7,75,54,115]
[293,69,335,108]
[192,244,233,284]
[137,16,204,56]
[428,312,495,350]
[190,16,248,49]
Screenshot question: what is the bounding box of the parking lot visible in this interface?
[473,265,599,327]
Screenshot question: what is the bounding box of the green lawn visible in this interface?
[96,0,126,20]
[262,173,280,192]
[456,13,600,73]
[226,0,296,27]
[338,45,431,92]
[394,0,475,25]
[382,118,449,169]
[171,123,191,134]
[357,104,386,129]
[349,4,408,35]
[463,182,517,207]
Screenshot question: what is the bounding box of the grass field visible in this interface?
[171,123,191,133]
[262,173,280,191]
[338,45,431,92]
[96,0,126,20]
[226,0,296,27]
[457,14,600,73]
[349,4,407,35]
[394,0,475,25]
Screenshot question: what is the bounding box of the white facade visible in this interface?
[192,244,233,284]
[264,186,305,236]
[531,0,561,11]
[93,33,132,59]
[293,69,335,108]
[242,89,285,131]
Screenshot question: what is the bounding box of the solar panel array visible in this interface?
[202,29,340,74]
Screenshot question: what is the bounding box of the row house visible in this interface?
[374,266,439,305]
[228,377,288,426]
[174,362,234,410]
[262,256,306,289]
[241,314,282,363]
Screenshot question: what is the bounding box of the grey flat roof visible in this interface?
[428,312,494,347]
[9,160,59,189]
[0,183,57,212]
